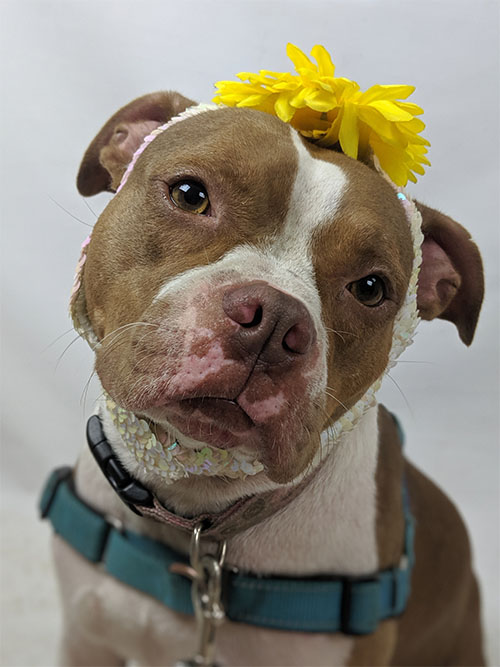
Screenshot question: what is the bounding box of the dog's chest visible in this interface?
[70,408,380,666]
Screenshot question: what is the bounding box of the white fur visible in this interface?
[228,404,380,576]
[268,129,347,280]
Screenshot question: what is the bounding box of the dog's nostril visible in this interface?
[282,333,295,353]
[241,305,263,329]
[282,322,311,355]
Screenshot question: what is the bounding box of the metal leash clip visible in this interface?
[172,524,227,667]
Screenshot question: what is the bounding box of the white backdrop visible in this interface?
[1,1,498,665]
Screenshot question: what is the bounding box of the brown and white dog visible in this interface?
[52,91,485,666]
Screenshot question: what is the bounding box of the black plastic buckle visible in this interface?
[40,466,73,518]
[86,415,154,516]
[340,574,380,635]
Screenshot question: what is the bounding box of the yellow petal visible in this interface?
[236,94,270,107]
[291,106,330,133]
[317,109,342,145]
[370,100,414,122]
[287,43,315,72]
[408,162,425,175]
[358,106,403,146]
[398,117,426,134]
[359,84,415,104]
[395,100,424,116]
[273,80,301,92]
[332,77,361,101]
[303,89,338,112]
[274,93,296,123]
[369,133,409,185]
[339,102,359,159]
[311,44,335,77]
[237,72,256,81]
[289,87,311,108]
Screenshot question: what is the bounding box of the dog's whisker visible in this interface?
[98,323,160,365]
[54,334,83,371]
[324,327,359,340]
[81,196,99,219]
[89,390,107,413]
[80,369,97,413]
[42,328,77,352]
[386,373,413,417]
[49,195,93,228]
[100,321,157,346]
[325,328,346,343]
[324,389,349,412]
[391,359,435,365]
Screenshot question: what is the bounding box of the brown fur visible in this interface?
[345,407,486,666]
[310,153,414,422]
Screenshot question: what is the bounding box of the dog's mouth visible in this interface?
[158,397,256,448]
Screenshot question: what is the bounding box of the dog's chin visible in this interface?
[142,400,320,486]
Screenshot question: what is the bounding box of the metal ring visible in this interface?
[190,523,227,571]
[190,524,203,572]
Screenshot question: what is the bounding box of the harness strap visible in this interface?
[40,466,414,635]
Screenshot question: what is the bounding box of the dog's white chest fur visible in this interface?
[228,404,379,576]
[58,406,380,666]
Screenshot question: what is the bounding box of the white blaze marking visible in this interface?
[269,129,348,283]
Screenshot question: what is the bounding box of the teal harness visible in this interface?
[39,417,414,635]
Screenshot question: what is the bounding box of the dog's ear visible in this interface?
[77,91,195,196]
[415,202,484,345]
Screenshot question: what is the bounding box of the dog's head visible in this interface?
[75,92,483,490]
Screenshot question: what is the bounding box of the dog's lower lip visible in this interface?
[180,397,254,430]
[160,396,255,445]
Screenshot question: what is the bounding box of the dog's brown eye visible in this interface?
[348,275,386,307]
[170,180,209,214]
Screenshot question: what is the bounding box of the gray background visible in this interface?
[1,0,499,664]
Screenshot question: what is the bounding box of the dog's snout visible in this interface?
[222,283,316,362]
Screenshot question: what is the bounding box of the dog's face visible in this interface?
[77,94,483,487]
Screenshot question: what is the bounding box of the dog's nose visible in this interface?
[222,283,316,362]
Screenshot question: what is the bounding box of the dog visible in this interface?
[45,90,485,666]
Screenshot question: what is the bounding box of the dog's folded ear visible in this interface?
[415,202,484,345]
[77,91,195,196]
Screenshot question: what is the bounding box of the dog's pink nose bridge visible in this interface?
[222,283,316,362]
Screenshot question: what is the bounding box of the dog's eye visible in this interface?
[348,275,386,307]
[169,180,210,215]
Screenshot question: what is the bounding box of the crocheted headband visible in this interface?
[70,44,425,484]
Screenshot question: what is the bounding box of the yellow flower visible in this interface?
[213,44,430,186]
